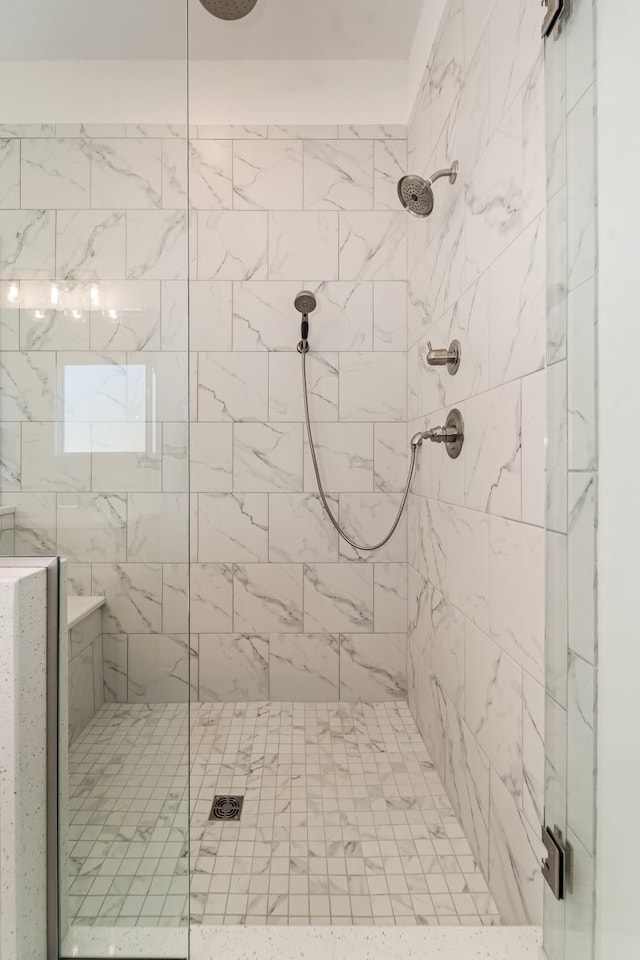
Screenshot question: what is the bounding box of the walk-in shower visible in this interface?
[1,0,597,956]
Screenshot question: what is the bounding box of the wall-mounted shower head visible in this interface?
[294,290,317,317]
[198,0,258,20]
[397,161,459,218]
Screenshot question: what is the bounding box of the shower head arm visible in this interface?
[429,162,459,186]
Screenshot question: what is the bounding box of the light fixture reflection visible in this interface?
[7,283,18,304]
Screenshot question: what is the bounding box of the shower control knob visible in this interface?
[426,339,461,375]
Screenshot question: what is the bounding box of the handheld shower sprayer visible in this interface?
[294,290,464,552]
[294,290,317,353]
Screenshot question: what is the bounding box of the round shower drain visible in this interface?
[210,795,244,821]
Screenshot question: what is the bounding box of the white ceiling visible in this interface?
[2,0,426,61]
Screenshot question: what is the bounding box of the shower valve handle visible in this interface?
[426,339,461,375]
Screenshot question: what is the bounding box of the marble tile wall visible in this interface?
[0,506,15,556]
[0,122,409,704]
[68,608,104,743]
[543,2,598,959]
[405,0,546,927]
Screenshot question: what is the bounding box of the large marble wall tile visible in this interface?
[88,279,160,351]
[487,0,541,132]
[568,472,596,664]
[567,653,595,855]
[162,562,188,633]
[197,351,268,421]
[198,211,268,280]
[190,423,233,492]
[21,421,90,491]
[489,517,544,684]
[197,492,268,563]
[427,0,464,148]
[304,563,373,633]
[304,140,373,211]
[128,633,191,702]
[339,633,407,701]
[270,125,339,140]
[234,140,303,210]
[304,423,374,493]
[92,139,162,208]
[56,210,125,280]
[270,633,340,701]
[339,211,407,281]
[180,139,232,210]
[444,700,491,874]
[103,633,127,702]
[339,352,407,421]
[126,211,187,280]
[159,278,189,350]
[92,562,162,634]
[408,496,447,593]
[268,493,339,563]
[198,634,269,702]
[547,359,568,534]
[189,280,232,351]
[69,646,95,742]
[338,493,407,564]
[234,422,303,493]
[0,210,55,278]
[190,563,233,633]
[374,140,407,212]
[431,589,465,709]
[0,281,20,349]
[522,673,545,834]
[269,211,339,280]
[127,492,189,562]
[269,352,338,422]
[446,506,489,631]
[465,620,523,801]
[488,214,545,387]
[92,434,163,494]
[463,380,522,520]
[374,563,408,633]
[197,124,268,140]
[162,422,189,492]
[521,369,546,528]
[57,493,127,562]
[566,86,596,292]
[232,281,302,351]
[21,138,90,209]
[374,423,409,493]
[0,352,55,422]
[488,769,543,925]
[1,492,56,555]
[234,563,303,633]
[567,277,596,472]
[339,125,406,141]
[305,282,373,350]
[0,138,20,208]
[373,281,407,352]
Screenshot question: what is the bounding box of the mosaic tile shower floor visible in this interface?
[68,701,501,928]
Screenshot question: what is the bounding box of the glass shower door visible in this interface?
[0,3,191,956]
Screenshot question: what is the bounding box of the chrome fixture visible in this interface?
[542,0,567,39]
[294,290,317,354]
[198,0,258,20]
[397,162,459,218]
[298,293,464,551]
[411,409,465,460]
[426,339,461,375]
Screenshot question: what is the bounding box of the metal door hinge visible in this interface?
[542,0,567,39]
[542,824,573,900]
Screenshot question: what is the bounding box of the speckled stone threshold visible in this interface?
[62,925,542,958]
[192,925,543,959]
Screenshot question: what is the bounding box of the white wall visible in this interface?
[0,59,408,125]
[596,0,640,955]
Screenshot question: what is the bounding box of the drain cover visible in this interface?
[209,795,244,821]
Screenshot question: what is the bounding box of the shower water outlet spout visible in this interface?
[412,409,465,460]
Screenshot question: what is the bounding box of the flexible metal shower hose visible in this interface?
[302,348,419,552]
